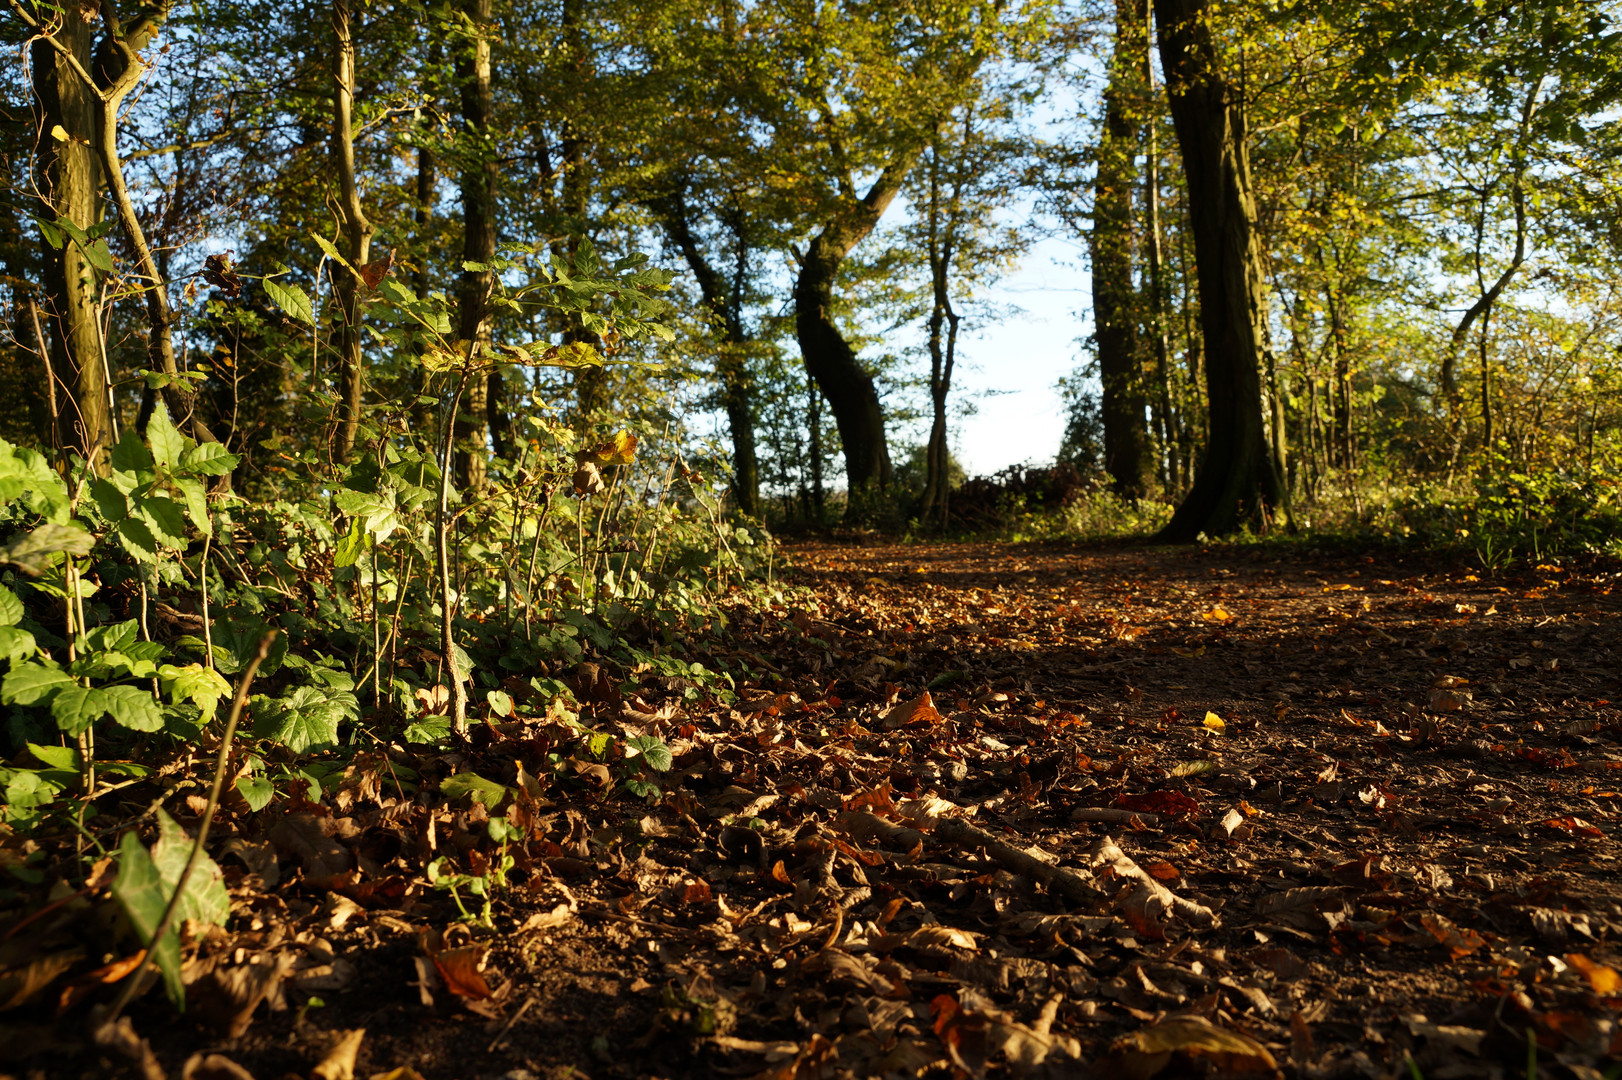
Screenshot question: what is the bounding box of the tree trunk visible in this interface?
[1152,0,1285,541]
[31,20,111,471]
[331,0,373,463]
[919,132,963,530]
[1143,72,1179,494]
[792,155,916,516]
[656,197,759,516]
[454,0,496,492]
[1092,0,1152,500]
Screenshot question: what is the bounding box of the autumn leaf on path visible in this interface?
[881,691,944,730]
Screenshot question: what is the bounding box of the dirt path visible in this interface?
[14,540,1622,1080]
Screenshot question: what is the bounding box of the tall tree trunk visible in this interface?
[793,154,916,516]
[1092,0,1152,500]
[807,376,824,521]
[454,0,496,492]
[560,0,604,424]
[30,18,111,471]
[656,196,760,516]
[1143,74,1179,494]
[331,0,373,463]
[1152,0,1286,541]
[919,131,963,530]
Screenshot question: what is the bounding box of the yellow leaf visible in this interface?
[1203,711,1226,733]
[1201,606,1231,622]
[51,124,70,142]
[1567,953,1622,994]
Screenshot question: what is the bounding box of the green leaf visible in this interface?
[27,742,81,770]
[115,517,160,564]
[235,775,274,812]
[90,477,129,522]
[404,716,452,744]
[150,809,230,928]
[110,428,155,473]
[147,401,185,470]
[624,735,673,772]
[0,585,22,627]
[2,661,75,705]
[173,477,212,536]
[251,685,355,753]
[104,684,164,732]
[51,684,108,736]
[179,442,240,477]
[112,828,184,1004]
[263,276,314,325]
[486,689,514,717]
[311,232,355,273]
[333,518,368,569]
[0,625,38,663]
[136,496,188,549]
[440,771,509,809]
[159,663,232,719]
[0,523,95,576]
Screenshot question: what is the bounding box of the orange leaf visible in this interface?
[1567,954,1622,994]
[429,946,493,999]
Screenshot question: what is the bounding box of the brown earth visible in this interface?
[5,539,1622,1080]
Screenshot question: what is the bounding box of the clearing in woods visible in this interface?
[15,539,1622,1079]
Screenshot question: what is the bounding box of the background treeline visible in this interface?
[2,0,1621,552]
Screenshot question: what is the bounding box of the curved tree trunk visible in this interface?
[1152,0,1286,541]
[792,154,916,516]
[656,198,759,516]
[1092,0,1152,500]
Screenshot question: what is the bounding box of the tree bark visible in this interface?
[792,153,917,515]
[454,0,496,492]
[331,0,373,463]
[656,196,760,516]
[30,16,111,470]
[1092,0,1152,500]
[1152,0,1286,541]
[919,130,964,530]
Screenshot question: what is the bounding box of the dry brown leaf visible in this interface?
[310,1028,366,1080]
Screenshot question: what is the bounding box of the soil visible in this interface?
[4,538,1621,1080]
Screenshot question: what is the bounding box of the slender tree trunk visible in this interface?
[331,0,373,463]
[919,130,964,530]
[807,376,824,521]
[559,0,605,424]
[1152,0,1286,541]
[656,196,759,515]
[31,19,110,471]
[1092,0,1152,500]
[1143,97,1178,494]
[793,154,917,515]
[454,0,496,492]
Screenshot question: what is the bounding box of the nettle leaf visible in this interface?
[0,585,23,626]
[0,625,38,663]
[147,401,185,470]
[262,276,313,326]
[173,477,212,536]
[2,661,74,705]
[0,523,95,576]
[624,735,673,772]
[180,442,240,477]
[51,684,108,736]
[440,771,509,809]
[136,496,188,549]
[90,477,129,522]
[104,684,163,732]
[159,663,233,719]
[252,685,355,753]
[116,517,160,564]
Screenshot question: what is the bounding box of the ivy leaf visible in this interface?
[179,442,240,477]
[104,684,164,732]
[159,663,233,719]
[235,775,275,812]
[624,735,673,772]
[147,401,185,470]
[263,276,313,325]
[251,685,355,753]
[1,661,75,705]
[51,684,108,736]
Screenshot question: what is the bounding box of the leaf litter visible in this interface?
[2,540,1621,1078]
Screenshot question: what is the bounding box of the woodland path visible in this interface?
[23,540,1622,1080]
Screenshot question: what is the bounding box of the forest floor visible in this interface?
[8,538,1622,1080]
